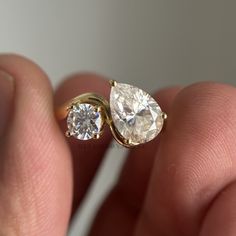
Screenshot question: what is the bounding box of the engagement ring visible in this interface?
[56,80,167,147]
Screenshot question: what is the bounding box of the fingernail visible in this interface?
[0,70,14,137]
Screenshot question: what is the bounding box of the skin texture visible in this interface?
[0,54,236,235]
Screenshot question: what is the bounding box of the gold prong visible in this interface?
[162,112,168,120]
[66,104,76,111]
[93,133,101,139]
[95,106,102,112]
[124,139,132,145]
[65,130,72,137]
[109,80,117,87]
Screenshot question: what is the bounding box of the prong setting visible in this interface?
[60,81,168,147]
[66,103,104,140]
[66,104,76,111]
[162,112,168,120]
[109,80,117,87]
[93,133,101,139]
[124,139,132,145]
[110,82,166,145]
[95,106,102,113]
[65,130,72,137]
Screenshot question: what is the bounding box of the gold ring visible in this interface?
[56,80,167,147]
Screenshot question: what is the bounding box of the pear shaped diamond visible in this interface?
[110,82,164,145]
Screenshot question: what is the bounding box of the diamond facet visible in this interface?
[110,83,164,145]
[67,103,103,140]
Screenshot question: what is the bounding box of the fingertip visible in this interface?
[173,81,236,113]
[0,54,56,141]
[169,81,236,143]
[153,86,182,113]
[0,53,52,91]
[138,81,236,235]
[0,54,72,235]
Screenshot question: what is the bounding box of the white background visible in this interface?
[1,1,236,235]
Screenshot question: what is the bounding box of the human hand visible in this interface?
[0,54,235,236]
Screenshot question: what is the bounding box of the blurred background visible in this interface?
[1,1,235,235]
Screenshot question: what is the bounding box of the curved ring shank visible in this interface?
[55,93,139,147]
[56,93,109,120]
[56,91,167,147]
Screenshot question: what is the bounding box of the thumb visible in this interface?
[0,54,72,236]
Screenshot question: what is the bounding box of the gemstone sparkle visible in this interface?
[110,82,164,145]
[67,103,103,140]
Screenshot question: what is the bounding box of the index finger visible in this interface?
[135,82,236,236]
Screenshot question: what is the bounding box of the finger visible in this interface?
[0,70,13,137]
[116,86,181,207]
[135,82,236,236]
[0,54,72,236]
[89,86,181,236]
[200,181,236,236]
[54,74,112,213]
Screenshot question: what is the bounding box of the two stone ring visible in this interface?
[56,80,167,147]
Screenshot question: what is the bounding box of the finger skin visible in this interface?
[200,181,236,236]
[135,82,236,236]
[0,54,72,235]
[55,74,112,214]
[0,70,13,138]
[115,87,181,208]
[89,87,181,236]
